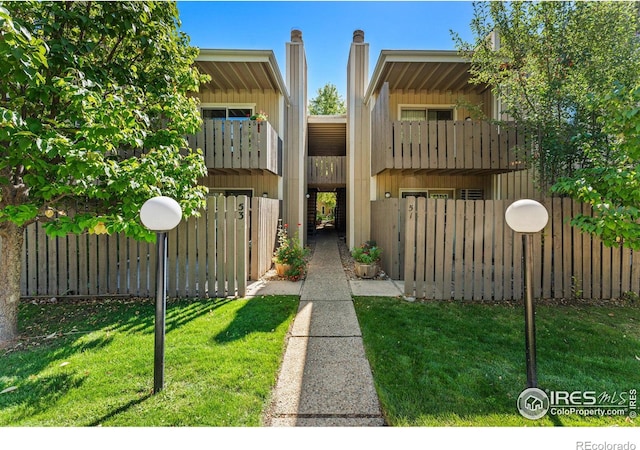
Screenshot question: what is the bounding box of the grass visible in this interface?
[353,296,640,427]
[0,295,298,426]
[4,292,639,428]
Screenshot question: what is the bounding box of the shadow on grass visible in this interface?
[85,393,152,427]
[1,298,227,424]
[213,296,298,344]
[0,372,87,423]
[354,296,640,426]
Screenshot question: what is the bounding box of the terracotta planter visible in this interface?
[275,263,291,277]
[354,262,379,279]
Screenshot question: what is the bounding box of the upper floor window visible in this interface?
[202,107,253,120]
[399,106,454,121]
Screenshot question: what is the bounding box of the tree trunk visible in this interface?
[0,223,24,346]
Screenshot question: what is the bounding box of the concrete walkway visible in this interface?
[263,230,387,426]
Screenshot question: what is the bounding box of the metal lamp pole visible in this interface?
[505,199,549,389]
[153,231,168,394]
[522,232,537,388]
[140,196,182,394]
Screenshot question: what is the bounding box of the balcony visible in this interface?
[308,156,346,187]
[187,119,282,176]
[371,119,530,176]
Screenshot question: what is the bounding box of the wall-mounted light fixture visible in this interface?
[385,192,391,198]
[262,192,268,198]
[306,193,310,199]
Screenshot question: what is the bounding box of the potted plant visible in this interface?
[249,110,268,122]
[351,241,382,279]
[272,222,309,280]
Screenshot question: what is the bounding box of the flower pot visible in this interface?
[354,262,378,279]
[275,263,291,277]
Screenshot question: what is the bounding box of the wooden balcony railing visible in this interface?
[187,119,282,175]
[372,120,530,175]
[308,156,346,187]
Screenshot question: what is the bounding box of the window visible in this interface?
[400,189,428,199]
[459,189,484,200]
[209,188,254,198]
[427,109,453,120]
[202,107,253,120]
[427,189,455,199]
[399,106,455,121]
[399,188,455,199]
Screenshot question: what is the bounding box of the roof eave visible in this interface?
[364,49,471,104]
[196,48,291,106]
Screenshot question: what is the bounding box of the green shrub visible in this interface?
[351,241,382,264]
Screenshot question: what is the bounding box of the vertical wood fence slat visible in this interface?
[424,197,436,299]
[206,195,216,297]
[483,201,494,300]
[443,199,455,300]
[215,196,226,297]
[562,198,573,299]
[225,196,236,296]
[493,200,505,300]
[236,195,248,297]
[473,201,484,300]
[196,210,207,297]
[463,201,475,300]
[403,196,417,297]
[454,200,465,300]
[582,202,592,299]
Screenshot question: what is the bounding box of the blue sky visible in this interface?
[177,1,476,98]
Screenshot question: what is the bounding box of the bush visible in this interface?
[351,241,382,264]
[273,223,309,280]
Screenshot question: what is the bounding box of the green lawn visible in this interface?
[353,297,640,427]
[4,293,639,428]
[0,296,298,426]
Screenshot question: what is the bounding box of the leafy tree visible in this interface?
[317,192,336,211]
[0,1,209,344]
[454,1,640,192]
[308,82,346,115]
[553,84,640,249]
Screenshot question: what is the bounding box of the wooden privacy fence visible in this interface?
[373,197,640,301]
[20,196,280,299]
[250,197,280,280]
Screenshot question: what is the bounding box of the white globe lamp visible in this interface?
[505,199,549,234]
[140,196,182,231]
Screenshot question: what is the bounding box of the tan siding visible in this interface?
[203,173,280,198]
[375,173,492,199]
[195,87,283,134]
[389,89,490,121]
[347,39,371,248]
[284,37,307,243]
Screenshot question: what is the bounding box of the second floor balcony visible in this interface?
[308,156,346,187]
[371,119,530,175]
[187,119,282,176]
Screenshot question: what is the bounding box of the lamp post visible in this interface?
[505,199,549,388]
[140,196,183,394]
